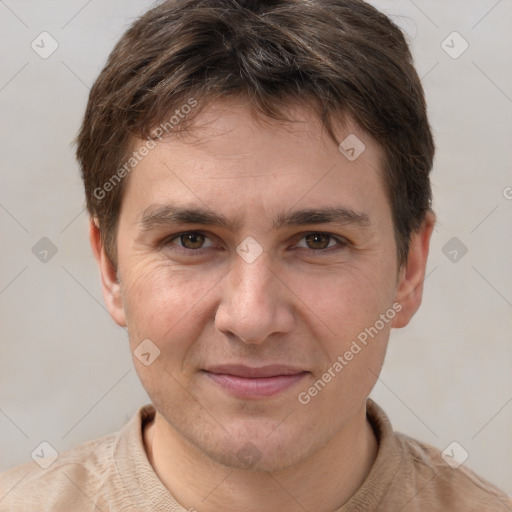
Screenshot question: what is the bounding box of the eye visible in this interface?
[165,231,215,252]
[161,230,348,256]
[295,232,348,252]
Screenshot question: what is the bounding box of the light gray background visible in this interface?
[1,0,511,497]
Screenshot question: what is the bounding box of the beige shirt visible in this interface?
[1,399,510,511]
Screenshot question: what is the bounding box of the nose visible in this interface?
[215,254,295,345]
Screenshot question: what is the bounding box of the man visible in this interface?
[1,0,510,510]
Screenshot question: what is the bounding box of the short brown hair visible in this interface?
[76,0,434,268]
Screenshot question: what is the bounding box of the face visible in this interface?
[93,99,430,472]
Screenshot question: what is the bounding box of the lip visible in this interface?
[202,364,309,398]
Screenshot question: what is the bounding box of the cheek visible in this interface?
[293,267,394,418]
[120,259,222,351]
[287,260,396,400]
[119,261,225,399]
[291,261,394,331]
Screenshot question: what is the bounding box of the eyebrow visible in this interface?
[138,204,372,232]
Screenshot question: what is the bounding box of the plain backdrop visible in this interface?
[1,0,511,496]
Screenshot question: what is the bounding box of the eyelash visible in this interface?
[161,231,349,256]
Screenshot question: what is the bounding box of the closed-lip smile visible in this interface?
[202,364,309,398]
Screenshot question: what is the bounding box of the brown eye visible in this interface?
[304,233,332,250]
[178,232,206,249]
[162,231,216,255]
[295,232,347,253]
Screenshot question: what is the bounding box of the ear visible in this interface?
[392,211,436,328]
[89,217,126,327]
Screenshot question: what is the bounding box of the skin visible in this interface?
[90,98,435,512]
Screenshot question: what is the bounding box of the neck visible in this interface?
[143,403,378,512]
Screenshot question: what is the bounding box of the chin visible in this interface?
[206,424,312,472]
[209,443,303,472]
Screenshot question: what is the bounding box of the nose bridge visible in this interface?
[229,253,279,315]
[215,251,293,343]
[233,253,274,306]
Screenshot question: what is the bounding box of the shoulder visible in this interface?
[0,431,120,511]
[0,405,155,512]
[364,399,512,512]
[395,431,512,511]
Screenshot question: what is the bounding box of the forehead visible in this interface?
[120,99,390,227]
[158,98,381,162]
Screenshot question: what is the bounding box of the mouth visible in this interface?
[201,364,309,399]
